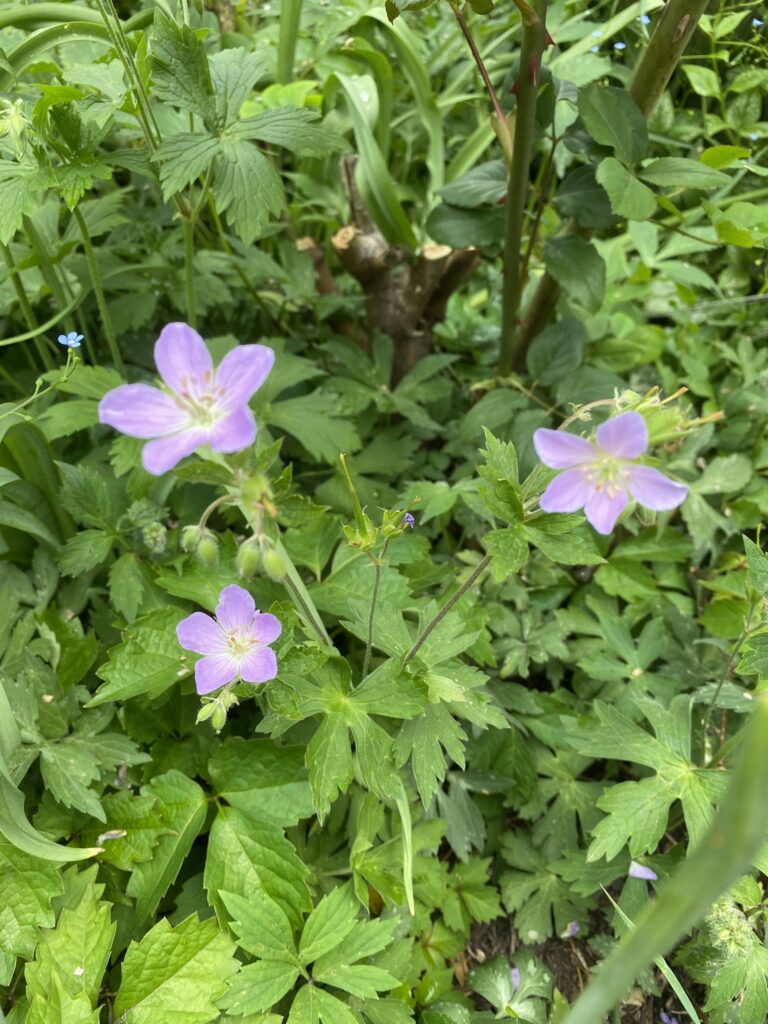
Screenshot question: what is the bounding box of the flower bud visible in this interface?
[196,701,218,723]
[210,703,228,732]
[242,474,272,506]
[142,521,167,554]
[195,531,219,569]
[262,547,287,582]
[237,537,262,578]
[181,525,201,553]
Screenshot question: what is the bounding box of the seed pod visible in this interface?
[262,547,287,582]
[210,703,227,732]
[237,538,262,578]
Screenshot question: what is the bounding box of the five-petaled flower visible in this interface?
[533,411,688,535]
[98,322,274,475]
[176,584,281,695]
[58,331,83,348]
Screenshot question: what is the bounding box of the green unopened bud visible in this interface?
[237,538,262,578]
[210,703,228,732]
[196,701,219,723]
[195,532,219,569]
[242,474,272,506]
[181,525,201,553]
[262,547,287,582]
[142,521,167,554]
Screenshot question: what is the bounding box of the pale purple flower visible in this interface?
[628,861,658,881]
[533,411,688,535]
[176,584,281,695]
[660,1013,674,1024]
[510,966,521,991]
[563,920,581,938]
[402,512,415,528]
[58,331,83,348]
[98,323,274,475]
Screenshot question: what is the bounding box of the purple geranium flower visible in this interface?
[533,411,688,535]
[628,861,658,881]
[98,323,274,475]
[402,512,415,528]
[176,584,281,695]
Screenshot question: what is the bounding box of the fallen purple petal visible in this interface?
[628,861,658,881]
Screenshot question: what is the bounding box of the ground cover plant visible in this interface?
[0,0,767,1021]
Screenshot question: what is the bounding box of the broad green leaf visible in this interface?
[438,160,506,208]
[209,48,268,126]
[127,772,208,924]
[25,876,115,1006]
[577,84,647,164]
[394,704,467,807]
[219,959,301,1016]
[220,889,297,961]
[87,608,190,706]
[154,132,221,199]
[57,529,113,576]
[299,883,358,964]
[288,983,359,1024]
[596,157,656,220]
[204,806,311,928]
[83,791,164,872]
[0,162,47,245]
[209,737,313,827]
[640,157,730,190]
[268,390,362,464]
[150,10,216,125]
[114,915,238,1024]
[26,973,101,1024]
[426,203,505,248]
[306,714,354,819]
[108,552,148,622]
[233,107,339,156]
[527,317,587,386]
[39,738,105,821]
[553,165,615,229]
[683,63,721,97]
[543,236,606,312]
[0,837,63,971]
[312,962,399,997]
[212,137,284,243]
[482,526,528,581]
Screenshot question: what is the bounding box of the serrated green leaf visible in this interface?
[596,157,656,220]
[578,84,647,164]
[114,915,238,1024]
[212,137,284,243]
[232,107,339,156]
[204,806,311,928]
[221,888,297,961]
[150,10,216,125]
[220,959,301,1016]
[210,738,313,827]
[57,529,113,576]
[0,162,47,245]
[543,236,606,312]
[26,973,101,1024]
[640,157,730,190]
[0,837,63,969]
[88,608,190,706]
[299,883,358,965]
[25,877,115,1006]
[482,526,528,581]
[154,132,221,199]
[394,704,467,807]
[312,962,399,997]
[127,771,208,924]
[269,391,362,464]
[306,714,355,819]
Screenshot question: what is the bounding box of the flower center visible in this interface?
[226,627,255,657]
[172,370,227,428]
[584,456,626,499]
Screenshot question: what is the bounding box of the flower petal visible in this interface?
[216,344,275,409]
[251,611,282,646]
[239,646,278,684]
[533,428,596,469]
[99,384,190,439]
[628,860,657,881]
[141,427,208,475]
[195,654,238,695]
[595,411,648,458]
[584,487,628,534]
[625,465,688,510]
[216,584,256,632]
[209,406,257,454]
[539,468,593,513]
[176,612,227,655]
[154,322,213,396]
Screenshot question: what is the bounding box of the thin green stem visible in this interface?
[405,554,491,665]
[363,542,388,680]
[183,217,197,328]
[281,569,332,648]
[73,208,125,375]
[499,0,547,376]
[1,243,53,371]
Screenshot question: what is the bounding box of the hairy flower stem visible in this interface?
[405,554,491,665]
[508,0,710,373]
[73,208,125,376]
[362,542,388,680]
[499,0,547,377]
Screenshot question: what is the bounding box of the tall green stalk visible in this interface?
[73,208,125,375]
[498,0,547,377]
[277,0,303,84]
[1,243,54,372]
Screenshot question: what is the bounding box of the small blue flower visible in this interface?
[753,18,764,27]
[402,512,415,528]
[640,13,651,23]
[614,41,626,50]
[58,331,83,348]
